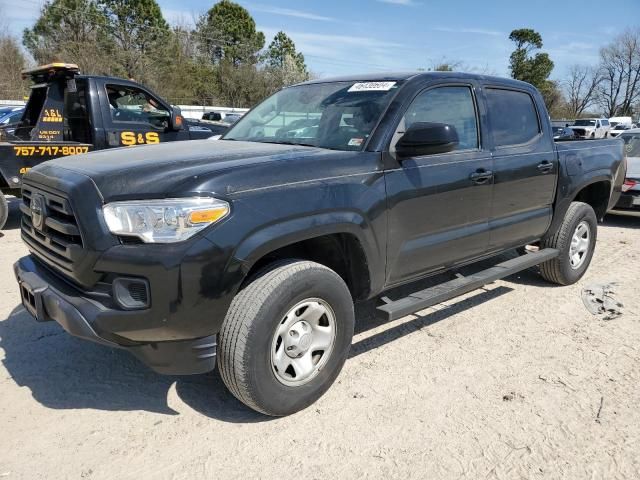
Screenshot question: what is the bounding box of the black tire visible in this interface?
[0,192,8,230]
[218,259,354,416]
[539,201,597,285]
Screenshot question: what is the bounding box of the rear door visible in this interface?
[481,86,557,250]
[384,82,494,286]
[98,81,189,148]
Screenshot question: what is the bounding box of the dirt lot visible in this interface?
[1,197,639,479]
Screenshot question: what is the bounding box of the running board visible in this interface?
[376,248,559,321]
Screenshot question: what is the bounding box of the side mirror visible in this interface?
[169,106,184,131]
[396,122,459,158]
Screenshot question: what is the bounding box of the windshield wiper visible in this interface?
[249,139,318,148]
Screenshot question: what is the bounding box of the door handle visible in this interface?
[537,161,554,173]
[470,169,493,185]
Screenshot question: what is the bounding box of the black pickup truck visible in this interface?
[0,63,227,228]
[14,72,625,416]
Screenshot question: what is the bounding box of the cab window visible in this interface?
[106,84,169,129]
[485,88,540,147]
[398,85,479,151]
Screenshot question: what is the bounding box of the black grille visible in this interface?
[20,184,83,275]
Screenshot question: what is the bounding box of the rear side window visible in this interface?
[485,88,540,147]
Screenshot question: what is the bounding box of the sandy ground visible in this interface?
[0,196,639,480]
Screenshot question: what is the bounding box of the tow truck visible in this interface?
[0,63,228,228]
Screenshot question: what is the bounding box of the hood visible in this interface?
[34,139,333,200]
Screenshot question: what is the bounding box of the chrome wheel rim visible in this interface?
[270,298,336,386]
[569,220,590,269]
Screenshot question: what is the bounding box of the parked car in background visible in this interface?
[610,123,633,137]
[202,111,223,121]
[221,113,243,125]
[552,126,575,140]
[202,111,244,125]
[609,116,633,128]
[0,108,24,127]
[0,108,25,137]
[570,118,611,139]
[614,128,640,211]
[0,106,23,118]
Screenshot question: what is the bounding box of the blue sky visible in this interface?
[2,0,638,80]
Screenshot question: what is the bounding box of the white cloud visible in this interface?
[377,0,418,5]
[246,4,336,22]
[259,26,413,75]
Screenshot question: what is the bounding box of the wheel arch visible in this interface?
[232,212,382,301]
[571,178,612,220]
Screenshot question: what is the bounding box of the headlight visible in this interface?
[103,197,230,243]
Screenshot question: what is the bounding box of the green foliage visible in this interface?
[266,32,306,72]
[0,33,29,99]
[99,0,170,85]
[23,0,115,74]
[508,28,554,88]
[195,0,265,66]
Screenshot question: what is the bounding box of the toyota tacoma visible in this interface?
[14,73,625,416]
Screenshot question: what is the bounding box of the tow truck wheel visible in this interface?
[218,259,354,416]
[539,201,597,285]
[0,192,8,230]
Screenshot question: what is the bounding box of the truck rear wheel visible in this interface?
[539,201,597,285]
[0,192,8,230]
[218,260,355,416]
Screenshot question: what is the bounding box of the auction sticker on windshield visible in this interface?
[348,82,396,92]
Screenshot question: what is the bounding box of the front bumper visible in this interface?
[14,256,217,375]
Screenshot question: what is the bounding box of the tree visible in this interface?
[0,31,28,100]
[265,32,308,89]
[23,0,114,74]
[195,0,265,66]
[563,65,602,118]
[508,28,554,86]
[99,0,171,85]
[596,28,640,117]
[508,28,556,112]
[266,32,306,71]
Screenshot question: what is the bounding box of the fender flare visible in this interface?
[549,171,612,235]
[232,210,384,295]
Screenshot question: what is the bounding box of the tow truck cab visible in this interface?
[0,63,225,228]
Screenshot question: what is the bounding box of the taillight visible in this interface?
[622,179,638,192]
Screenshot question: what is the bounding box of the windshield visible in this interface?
[614,124,629,130]
[574,119,596,126]
[621,133,640,157]
[224,80,403,150]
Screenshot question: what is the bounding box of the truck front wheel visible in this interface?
[539,201,597,285]
[0,192,8,230]
[218,260,355,416]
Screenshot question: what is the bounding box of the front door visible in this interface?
[385,83,494,286]
[101,82,188,148]
[481,86,557,250]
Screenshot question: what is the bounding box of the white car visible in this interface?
[613,128,640,210]
[570,118,611,139]
[610,123,633,137]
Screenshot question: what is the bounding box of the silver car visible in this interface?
[614,129,640,210]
